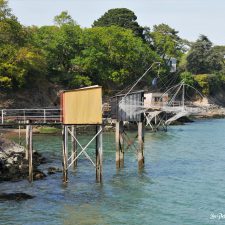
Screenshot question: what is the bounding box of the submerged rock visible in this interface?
[0,193,34,201]
[33,170,46,180]
[47,167,62,175]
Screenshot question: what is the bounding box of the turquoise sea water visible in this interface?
[1,119,225,225]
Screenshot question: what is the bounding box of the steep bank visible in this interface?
[0,81,61,108]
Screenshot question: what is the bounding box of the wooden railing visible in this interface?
[0,108,61,124]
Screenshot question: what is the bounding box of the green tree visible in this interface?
[180,71,195,86]
[0,0,13,19]
[72,26,160,89]
[210,45,225,73]
[194,74,221,95]
[32,11,80,73]
[32,22,82,84]
[0,0,28,46]
[0,45,46,88]
[54,11,75,27]
[150,24,186,63]
[186,35,222,74]
[0,0,47,89]
[93,8,144,39]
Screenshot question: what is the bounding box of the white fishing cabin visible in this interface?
[144,92,169,108]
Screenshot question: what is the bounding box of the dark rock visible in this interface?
[33,151,47,166]
[47,167,62,175]
[0,193,34,201]
[177,116,194,123]
[33,170,46,180]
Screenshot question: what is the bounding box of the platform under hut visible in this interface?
[111,90,145,169]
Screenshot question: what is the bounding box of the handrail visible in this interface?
[0,108,61,125]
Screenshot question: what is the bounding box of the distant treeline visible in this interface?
[0,1,225,95]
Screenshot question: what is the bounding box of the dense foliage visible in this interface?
[0,0,46,89]
[179,35,225,95]
[93,8,144,39]
[0,1,225,97]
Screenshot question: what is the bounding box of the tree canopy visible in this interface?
[93,8,144,39]
[72,26,159,89]
[54,11,75,27]
[186,35,222,74]
[0,0,225,98]
[150,24,186,63]
[0,0,46,89]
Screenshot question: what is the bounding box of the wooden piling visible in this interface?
[25,122,29,160]
[71,125,77,169]
[116,121,120,168]
[116,121,124,168]
[28,124,33,183]
[138,122,144,169]
[96,125,103,182]
[119,122,124,168]
[62,125,68,183]
[18,121,21,145]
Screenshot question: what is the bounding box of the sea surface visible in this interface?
[1,119,225,225]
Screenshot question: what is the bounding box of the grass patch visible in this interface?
[38,126,61,134]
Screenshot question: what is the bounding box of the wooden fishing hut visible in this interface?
[111,90,145,169]
[61,86,103,183]
[144,92,169,108]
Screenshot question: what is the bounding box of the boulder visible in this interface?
[0,137,46,181]
[0,193,34,201]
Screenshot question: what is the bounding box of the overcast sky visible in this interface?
[8,0,225,45]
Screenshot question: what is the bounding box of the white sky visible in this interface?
[8,0,225,45]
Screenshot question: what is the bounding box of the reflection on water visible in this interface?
[1,119,225,225]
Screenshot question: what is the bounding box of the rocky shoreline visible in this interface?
[0,137,46,182]
[194,107,225,119]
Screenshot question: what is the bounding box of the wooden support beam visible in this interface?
[119,122,124,168]
[28,124,33,183]
[116,121,120,168]
[138,122,144,169]
[71,125,77,169]
[62,125,68,183]
[96,125,103,182]
[18,121,21,145]
[25,122,29,160]
[115,121,124,168]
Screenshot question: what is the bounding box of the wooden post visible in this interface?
[138,122,144,169]
[18,121,21,145]
[1,109,4,124]
[119,122,124,168]
[43,109,46,123]
[25,120,29,160]
[28,124,33,183]
[71,125,77,169]
[155,114,157,125]
[116,121,120,168]
[96,125,103,182]
[62,125,68,183]
[115,121,124,168]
